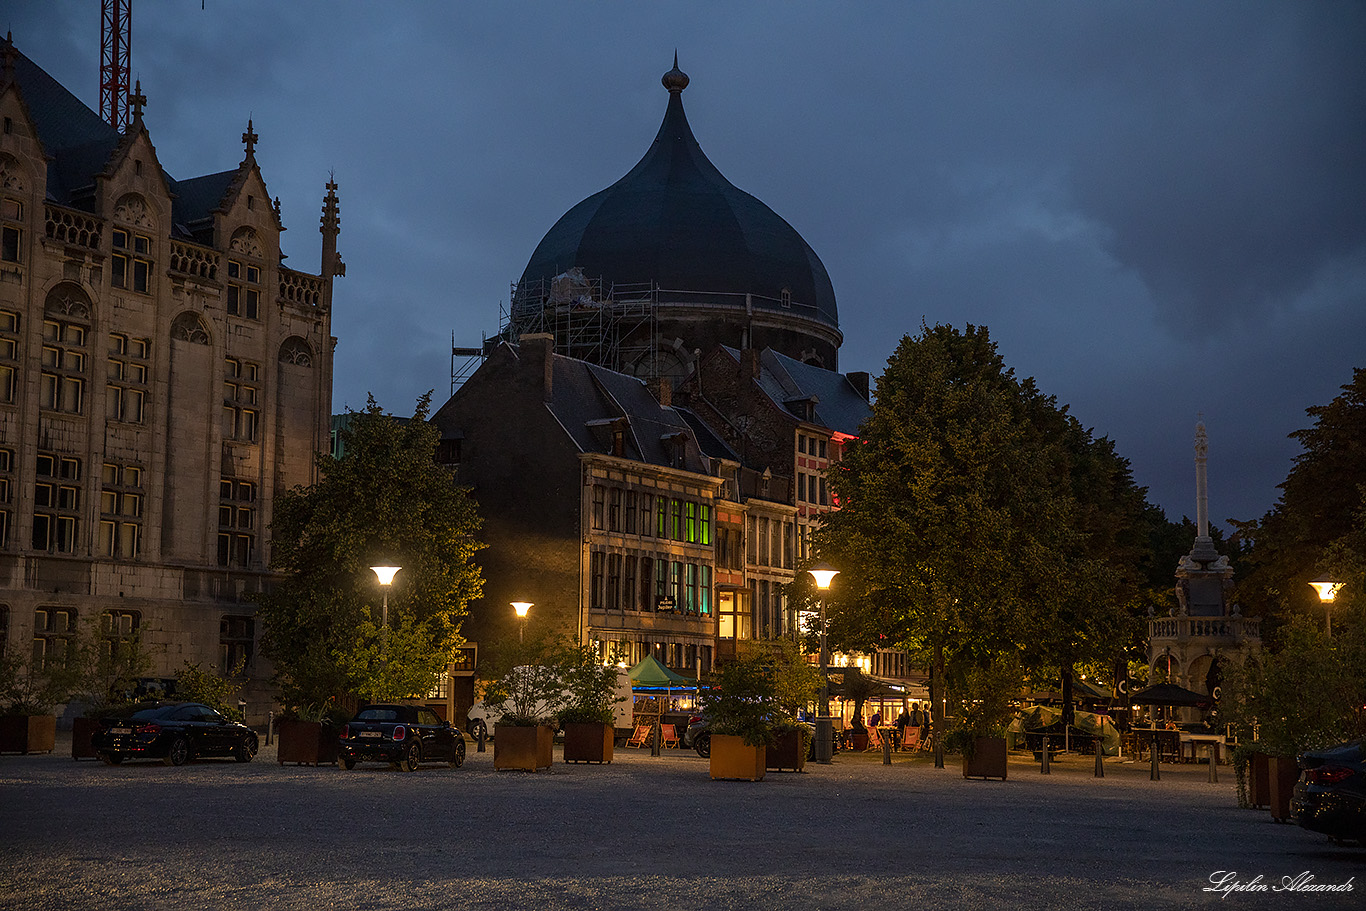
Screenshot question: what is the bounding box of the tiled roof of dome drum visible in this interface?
[516,57,838,329]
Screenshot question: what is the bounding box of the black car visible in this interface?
[1292,739,1366,845]
[92,702,258,766]
[338,704,466,771]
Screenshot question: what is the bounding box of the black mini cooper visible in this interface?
[338,704,466,771]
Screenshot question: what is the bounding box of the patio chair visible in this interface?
[626,723,653,749]
[899,728,922,752]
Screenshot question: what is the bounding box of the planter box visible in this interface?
[495,724,554,771]
[1248,752,1270,808]
[849,728,869,752]
[766,729,807,772]
[563,722,614,764]
[710,734,765,781]
[0,715,57,755]
[962,736,1008,780]
[1268,755,1300,823]
[276,719,339,766]
[71,716,101,760]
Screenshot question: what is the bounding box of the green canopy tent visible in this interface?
[627,655,692,688]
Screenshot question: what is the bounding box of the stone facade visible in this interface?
[0,43,339,723]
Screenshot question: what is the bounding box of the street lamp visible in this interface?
[1309,575,1343,637]
[512,601,532,643]
[370,565,400,690]
[807,561,839,764]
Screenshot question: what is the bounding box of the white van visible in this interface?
[465,667,633,740]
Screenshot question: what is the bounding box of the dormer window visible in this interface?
[780,288,791,309]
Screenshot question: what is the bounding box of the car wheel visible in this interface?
[402,742,421,772]
[99,752,124,766]
[164,736,190,767]
[449,737,466,769]
[235,733,258,763]
[340,756,356,770]
[694,733,711,759]
[468,718,487,742]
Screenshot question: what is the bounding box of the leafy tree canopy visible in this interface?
[256,394,484,707]
[812,323,1156,706]
[1233,368,1366,633]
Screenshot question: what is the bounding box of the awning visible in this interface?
[1128,682,1211,707]
[627,655,692,688]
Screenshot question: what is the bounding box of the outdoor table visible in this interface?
[1132,728,1181,763]
[1179,733,1225,764]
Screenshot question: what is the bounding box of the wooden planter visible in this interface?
[563,722,614,764]
[849,727,869,752]
[1268,755,1300,823]
[710,734,765,781]
[0,715,57,755]
[962,736,1009,780]
[276,719,339,766]
[766,729,807,772]
[1248,752,1270,808]
[495,724,554,771]
[71,716,101,760]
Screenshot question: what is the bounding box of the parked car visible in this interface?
[338,704,466,772]
[684,714,821,760]
[465,667,635,741]
[1292,739,1366,845]
[92,702,258,766]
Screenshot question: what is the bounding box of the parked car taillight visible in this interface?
[688,715,702,725]
[392,725,406,741]
[134,723,160,735]
[340,724,350,740]
[1306,766,1354,785]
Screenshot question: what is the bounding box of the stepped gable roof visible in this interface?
[517,58,838,328]
[544,352,703,471]
[724,346,871,436]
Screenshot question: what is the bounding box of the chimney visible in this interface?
[741,348,761,382]
[649,376,672,408]
[519,333,554,401]
[847,371,871,402]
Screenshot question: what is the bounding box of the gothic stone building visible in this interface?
[0,41,340,720]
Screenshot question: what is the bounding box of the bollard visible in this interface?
[477,724,486,753]
[882,734,892,766]
[651,719,661,757]
[1040,737,1050,774]
[1094,739,1104,778]
[1150,736,1160,781]
[266,710,274,746]
[1208,744,1219,783]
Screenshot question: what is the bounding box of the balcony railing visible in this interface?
[1149,615,1261,642]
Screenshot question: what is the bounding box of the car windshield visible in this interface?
[357,708,401,722]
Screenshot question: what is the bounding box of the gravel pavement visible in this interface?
[1,736,1361,910]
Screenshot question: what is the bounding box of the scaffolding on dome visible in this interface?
[499,269,660,379]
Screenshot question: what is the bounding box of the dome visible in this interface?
[516,61,838,330]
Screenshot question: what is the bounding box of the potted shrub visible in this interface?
[700,649,779,781]
[68,620,153,760]
[484,662,565,771]
[0,651,74,755]
[950,656,1018,781]
[276,700,346,767]
[559,645,627,764]
[766,640,819,772]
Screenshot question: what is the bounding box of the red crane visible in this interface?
[100,0,132,131]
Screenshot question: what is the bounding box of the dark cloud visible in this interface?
[9,1,1362,527]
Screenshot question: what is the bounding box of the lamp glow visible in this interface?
[1309,577,1342,603]
[511,601,533,619]
[807,561,840,590]
[371,565,401,586]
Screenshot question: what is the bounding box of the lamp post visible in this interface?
[1309,576,1342,637]
[807,561,839,764]
[370,565,401,656]
[512,601,532,643]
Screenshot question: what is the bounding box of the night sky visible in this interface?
[10,2,1364,529]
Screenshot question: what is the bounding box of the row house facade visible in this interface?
[0,42,340,720]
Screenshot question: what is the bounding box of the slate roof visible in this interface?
[543,352,705,472]
[516,63,838,329]
[723,346,871,436]
[10,45,247,230]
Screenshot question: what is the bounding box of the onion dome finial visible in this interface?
[662,51,689,94]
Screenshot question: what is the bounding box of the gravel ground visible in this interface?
[1,736,1361,911]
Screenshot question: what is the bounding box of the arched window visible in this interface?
[278,336,313,367]
[112,194,155,293]
[226,228,263,320]
[1,154,24,265]
[170,312,211,345]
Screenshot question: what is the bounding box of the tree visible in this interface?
[813,323,1154,763]
[255,395,485,708]
[1234,369,1366,634]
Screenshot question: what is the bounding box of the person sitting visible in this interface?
[869,710,883,729]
